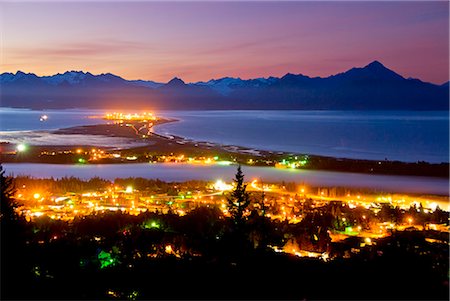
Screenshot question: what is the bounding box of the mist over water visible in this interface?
[3,163,449,197]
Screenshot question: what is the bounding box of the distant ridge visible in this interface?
[1,61,448,110]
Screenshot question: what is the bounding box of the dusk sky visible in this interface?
[1,1,448,84]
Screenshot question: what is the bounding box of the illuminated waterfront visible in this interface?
[1,109,448,163]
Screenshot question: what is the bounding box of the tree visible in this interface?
[227,165,251,228]
[0,164,20,223]
[1,164,28,299]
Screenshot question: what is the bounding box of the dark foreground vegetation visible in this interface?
[1,165,449,300]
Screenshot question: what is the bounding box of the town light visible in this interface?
[214,180,233,191]
[17,143,27,152]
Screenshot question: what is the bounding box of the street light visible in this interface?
[17,144,27,152]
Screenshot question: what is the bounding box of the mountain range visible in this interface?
[0,61,448,110]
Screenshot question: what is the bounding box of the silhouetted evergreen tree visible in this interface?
[226,165,251,228]
[0,164,29,299]
[0,164,19,223]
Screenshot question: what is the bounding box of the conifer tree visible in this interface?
[227,165,251,228]
[0,164,25,299]
[0,164,19,223]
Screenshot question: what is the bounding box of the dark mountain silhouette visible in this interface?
[0,61,448,110]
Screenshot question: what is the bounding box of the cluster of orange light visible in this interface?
[105,112,156,121]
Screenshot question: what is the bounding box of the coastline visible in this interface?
[1,118,448,178]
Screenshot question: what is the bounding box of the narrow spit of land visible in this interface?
[0,118,448,178]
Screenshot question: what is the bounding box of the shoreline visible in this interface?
[1,118,448,178]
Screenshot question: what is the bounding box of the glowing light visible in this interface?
[125,186,133,193]
[39,115,48,121]
[214,180,233,191]
[143,220,160,229]
[98,250,118,269]
[16,144,27,152]
[33,193,41,199]
[429,202,438,211]
[165,245,173,254]
[299,160,308,166]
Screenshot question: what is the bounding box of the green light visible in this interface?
[98,250,118,269]
[290,163,296,169]
[78,158,86,164]
[217,161,233,166]
[80,259,86,267]
[344,226,358,236]
[213,156,219,160]
[33,266,41,277]
[299,160,307,166]
[143,219,161,229]
[128,290,139,300]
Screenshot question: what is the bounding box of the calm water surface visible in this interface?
[1,108,448,163]
[156,110,449,163]
[0,108,106,131]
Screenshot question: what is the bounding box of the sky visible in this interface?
[0,1,448,84]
